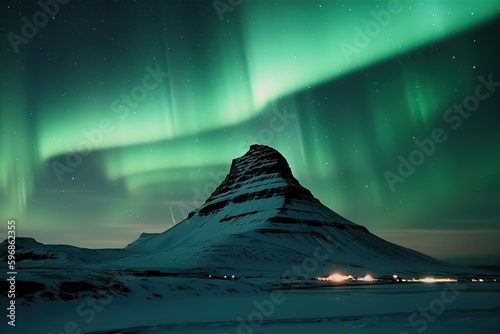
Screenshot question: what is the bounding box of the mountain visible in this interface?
[120,144,453,277]
[2,144,495,308]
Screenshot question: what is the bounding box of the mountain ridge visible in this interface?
[120,144,451,276]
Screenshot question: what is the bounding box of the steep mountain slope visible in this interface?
[122,144,452,276]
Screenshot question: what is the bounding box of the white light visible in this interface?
[421,277,436,283]
[421,277,457,283]
[330,273,350,282]
[358,274,375,281]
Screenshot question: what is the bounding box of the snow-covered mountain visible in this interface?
[1,144,496,312]
[120,144,453,277]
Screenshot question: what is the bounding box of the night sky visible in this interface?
[1,1,499,265]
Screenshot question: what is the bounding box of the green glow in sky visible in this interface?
[241,1,499,109]
[1,1,499,264]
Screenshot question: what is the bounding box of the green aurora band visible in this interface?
[1,0,499,262]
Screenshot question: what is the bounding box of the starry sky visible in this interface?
[1,0,499,265]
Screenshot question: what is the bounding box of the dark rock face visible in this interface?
[178,144,370,232]
[203,144,319,216]
[211,144,298,197]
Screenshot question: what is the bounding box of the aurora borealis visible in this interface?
[1,0,499,264]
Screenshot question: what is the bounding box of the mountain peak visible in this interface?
[209,144,304,200]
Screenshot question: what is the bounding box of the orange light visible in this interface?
[317,273,352,282]
[328,273,352,282]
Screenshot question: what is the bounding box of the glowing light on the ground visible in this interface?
[318,273,353,282]
[421,277,458,283]
[315,274,500,284]
[471,278,487,283]
[357,274,375,282]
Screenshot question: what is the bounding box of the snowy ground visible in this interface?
[9,281,500,334]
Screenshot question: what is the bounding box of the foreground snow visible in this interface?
[9,282,500,334]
